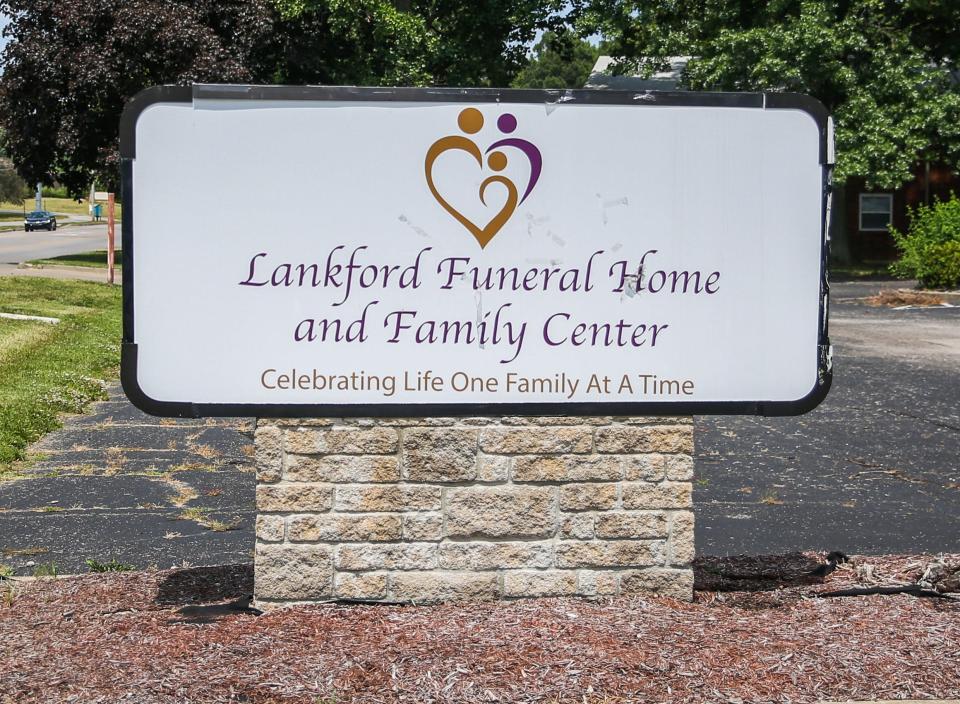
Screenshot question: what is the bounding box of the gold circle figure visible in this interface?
[457,107,483,134]
[487,151,508,171]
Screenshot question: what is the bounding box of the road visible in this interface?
[0,224,109,263]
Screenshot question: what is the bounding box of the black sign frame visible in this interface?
[120,85,832,418]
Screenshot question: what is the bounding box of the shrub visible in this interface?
[890,194,960,289]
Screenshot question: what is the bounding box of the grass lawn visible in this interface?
[0,277,120,477]
[0,197,123,219]
[28,251,122,270]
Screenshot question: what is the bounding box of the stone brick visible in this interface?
[255,544,332,600]
[620,568,694,600]
[595,512,668,539]
[513,455,621,482]
[284,427,398,455]
[286,455,399,483]
[559,483,618,511]
[621,416,692,426]
[445,486,555,539]
[335,572,388,600]
[402,428,478,482]
[622,482,692,510]
[335,485,441,512]
[503,570,577,597]
[479,427,592,454]
[257,484,332,512]
[556,540,660,568]
[336,543,437,571]
[665,454,694,481]
[438,542,553,570]
[403,513,444,541]
[500,416,612,426]
[558,514,594,540]
[254,424,283,483]
[595,425,693,454]
[577,570,619,596]
[288,513,402,542]
[476,454,511,482]
[273,418,335,427]
[391,571,499,601]
[622,454,666,482]
[255,514,284,542]
[668,511,695,564]
[256,416,696,605]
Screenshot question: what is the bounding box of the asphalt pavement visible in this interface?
[0,279,957,574]
[696,280,960,555]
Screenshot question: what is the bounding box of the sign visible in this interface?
[120,85,831,418]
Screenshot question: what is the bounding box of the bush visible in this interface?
[40,185,69,198]
[890,194,960,289]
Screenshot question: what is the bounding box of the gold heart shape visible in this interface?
[425,136,518,249]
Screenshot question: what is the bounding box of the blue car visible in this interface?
[24,210,57,232]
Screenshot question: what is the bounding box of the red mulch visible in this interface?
[2,553,959,703]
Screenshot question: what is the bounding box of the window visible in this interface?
[859,193,893,231]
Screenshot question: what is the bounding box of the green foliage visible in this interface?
[40,186,69,199]
[579,0,960,189]
[271,0,434,86]
[85,558,135,573]
[512,31,599,89]
[890,194,960,289]
[272,1,568,87]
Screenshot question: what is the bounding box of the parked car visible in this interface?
[25,210,57,232]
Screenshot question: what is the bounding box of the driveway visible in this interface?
[696,280,960,554]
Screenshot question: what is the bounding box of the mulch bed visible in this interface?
[2,553,959,703]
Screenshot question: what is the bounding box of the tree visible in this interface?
[0,163,27,203]
[270,0,435,86]
[0,0,571,196]
[272,1,570,88]
[0,0,276,197]
[578,0,960,188]
[412,0,568,87]
[511,31,600,89]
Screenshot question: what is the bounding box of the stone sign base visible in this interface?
[254,416,694,607]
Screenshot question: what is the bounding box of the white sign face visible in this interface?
[121,86,830,417]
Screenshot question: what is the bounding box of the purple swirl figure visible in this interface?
[486,113,542,204]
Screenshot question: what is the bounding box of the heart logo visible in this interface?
[425,108,542,249]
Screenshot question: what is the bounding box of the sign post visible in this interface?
[120,85,832,605]
[107,192,116,285]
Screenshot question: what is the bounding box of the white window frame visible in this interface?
[859,193,893,232]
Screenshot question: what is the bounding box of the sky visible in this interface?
[0,15,8,56]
